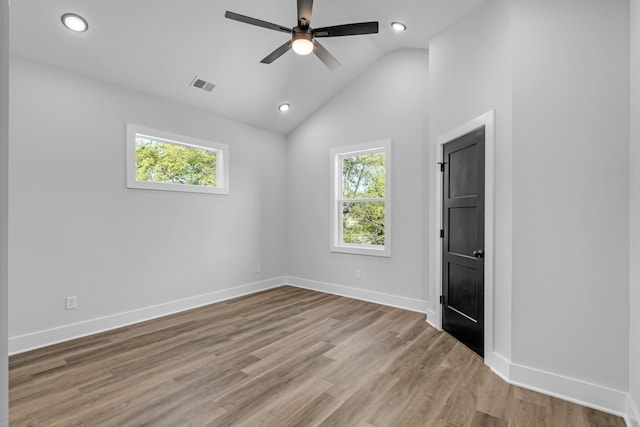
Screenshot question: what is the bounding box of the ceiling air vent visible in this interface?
[190,76,215,93]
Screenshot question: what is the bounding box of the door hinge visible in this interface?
[440,229,445,238]
[437,161,446,172]
[439,295,444,304]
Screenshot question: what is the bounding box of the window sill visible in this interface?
[127,180,229,195]
[330,245,390,258]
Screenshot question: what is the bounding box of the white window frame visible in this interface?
[330,139,391,257]
[126,123,229,195]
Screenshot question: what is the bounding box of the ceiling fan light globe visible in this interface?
[292,38,314,55]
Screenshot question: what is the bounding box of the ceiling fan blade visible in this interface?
[313,40,340,70]
[261,40,293,64]
[314,22,379,37]
[225,11,292,34]
[297,0,313,28]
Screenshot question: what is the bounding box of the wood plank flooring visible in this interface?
[9,286,625,426]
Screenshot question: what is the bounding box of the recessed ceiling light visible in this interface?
[391,22,407,32]
[61,13,89,32]
[278,103,291,112]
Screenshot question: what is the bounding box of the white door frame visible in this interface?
[433,110,496,362]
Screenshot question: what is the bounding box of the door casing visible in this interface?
[433,110,495,362]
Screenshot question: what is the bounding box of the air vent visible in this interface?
[190,76,215,93]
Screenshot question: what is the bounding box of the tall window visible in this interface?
[330,140,391,257]
[126,124,229,195]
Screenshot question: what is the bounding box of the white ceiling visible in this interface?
[9,0,486,134]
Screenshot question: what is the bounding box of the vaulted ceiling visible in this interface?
[10,0,486,134]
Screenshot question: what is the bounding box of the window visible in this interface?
[330,140,391,257]
[126,124,229,194]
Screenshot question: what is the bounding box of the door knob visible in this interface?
[473,250,484,258]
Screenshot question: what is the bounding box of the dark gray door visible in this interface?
[442,127,485,357]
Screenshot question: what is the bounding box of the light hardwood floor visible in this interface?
[9,286,625,426]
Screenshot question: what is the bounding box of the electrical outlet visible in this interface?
[355,269,362,279]
[65,296,77,310]
[256,264,261,273]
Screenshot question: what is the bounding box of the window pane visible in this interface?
[342,201,385,245]
[342,152,385,199]
[135,137,217,187]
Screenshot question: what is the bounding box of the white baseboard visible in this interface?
[506,361,628,418]
[8,276,286,355]
[627,394,640,427]
[285,276,428,314]
[487,354,630,422]
[426,308,439,329]
[486,351,511,382]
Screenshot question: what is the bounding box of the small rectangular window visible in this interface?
[126,124,229,194]
[330,140,391,257]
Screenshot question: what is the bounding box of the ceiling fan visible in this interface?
[225,0,379,70]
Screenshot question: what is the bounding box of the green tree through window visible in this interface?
[341,152,385,245]
[135,137,217,187]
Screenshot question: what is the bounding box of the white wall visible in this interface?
[428,0,513,365]
[430,0,631,415]
[0,0,9,424]
[285,49,429,310]
[511,0,629,393]
[8,56,287,353]
[630,0,640,424]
